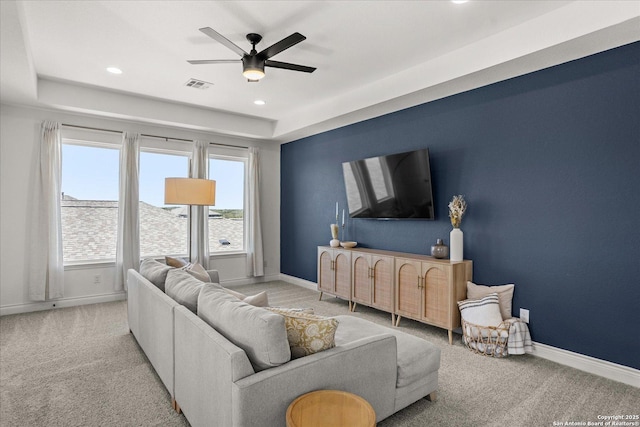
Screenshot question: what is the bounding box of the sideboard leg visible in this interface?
[351,302,357,312]
[391,313,395,325]
[448,330,453,345]
[318,292,323,301]
[171,398,182,414]
[395,315,402,327]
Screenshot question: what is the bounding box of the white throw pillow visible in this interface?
[179,262,210,282]
[467,281,515,320]
[243,291,269,307]
[457,293,503,327]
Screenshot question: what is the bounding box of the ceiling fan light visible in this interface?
[242,68,265,80]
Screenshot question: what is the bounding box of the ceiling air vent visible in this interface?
[184,78,212,90]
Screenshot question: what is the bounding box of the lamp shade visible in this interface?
[164,178,216,206]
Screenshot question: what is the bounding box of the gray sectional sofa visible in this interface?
[127,264,441,427]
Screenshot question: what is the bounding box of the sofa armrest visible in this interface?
[206,269,220,283]
[174,306,254,427]
[232,334,398,426]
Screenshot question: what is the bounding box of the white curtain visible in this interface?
[115,132,140,291]
[246,147,264,277]
[190,140,210,268]
[28,121,64,300]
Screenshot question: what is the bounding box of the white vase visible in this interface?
[330,224,340,247]
[450,228,463,262]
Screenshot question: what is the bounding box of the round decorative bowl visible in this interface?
[340,241,357,248]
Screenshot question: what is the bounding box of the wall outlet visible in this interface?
[93,274,101,285]
[520,308,530,323]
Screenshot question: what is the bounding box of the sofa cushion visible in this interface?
[334,315,440,388]
[197,286,290,371]
[166,269,219,313]
[467,281,515,320]
[139,258,173,291]
[266,308,338,359]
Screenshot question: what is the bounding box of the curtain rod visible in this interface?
[61,123,249,150]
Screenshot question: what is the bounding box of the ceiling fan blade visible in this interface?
[258,32,306,60]
[199,27,247,57]
[187,59,241,65]
[265,60,316,73]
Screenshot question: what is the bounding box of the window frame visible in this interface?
[207,151,249,256]
[138,146,191,259]
[58,133,251,267]
[60,137,121,266]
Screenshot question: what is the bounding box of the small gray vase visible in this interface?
[430,239,449,259]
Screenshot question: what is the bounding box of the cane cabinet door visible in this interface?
[371,255,394,313]
[352,252,372,305]
[422,263,450,328]
[395,258,423,320]
[317,247,335,293]
[333,250,352,299]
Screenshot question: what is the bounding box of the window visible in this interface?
[61,141,119,263]
[139,150,189,258]
[208,156,246,253]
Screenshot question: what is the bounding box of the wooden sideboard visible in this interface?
[317,246,473,344]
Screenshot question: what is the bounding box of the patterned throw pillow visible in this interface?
[266,308,338,359]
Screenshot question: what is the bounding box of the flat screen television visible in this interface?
[342,148,435,220]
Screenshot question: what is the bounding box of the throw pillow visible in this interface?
[180,262,210,282]
[165,269,221,313]
[165,256,188,268]
[243,291,269,307]
[467,281,515,320]
[139,258,173,291]
[222,287,247,300]
[457,293,504,327]
[266,307,339,359]
[198,286,291,371]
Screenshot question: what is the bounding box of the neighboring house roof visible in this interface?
[169,206,222,218]
[61,199,243,262]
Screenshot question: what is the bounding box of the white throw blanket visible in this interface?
[505,318,533,355]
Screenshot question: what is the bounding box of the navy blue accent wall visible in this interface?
[281,42,640,369]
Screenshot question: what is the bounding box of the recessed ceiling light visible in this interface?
[106,67,122,74]
[451,0,468,3]
[254,100,266,106]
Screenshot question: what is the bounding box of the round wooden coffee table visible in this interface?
[286,390,376,427]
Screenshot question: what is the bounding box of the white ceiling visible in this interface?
[1,1,639,143]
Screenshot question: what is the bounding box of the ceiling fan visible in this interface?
[188,27,316,82]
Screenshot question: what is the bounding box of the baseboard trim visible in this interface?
[0,292,126,316]
[278,274,318,291]
[280,274,639,388]
[531,341,639,388]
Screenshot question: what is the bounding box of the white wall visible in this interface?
[0,104,280,315]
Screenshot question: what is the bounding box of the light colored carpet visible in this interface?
[1,280,637,426]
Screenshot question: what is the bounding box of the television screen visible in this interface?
[342,148,435,220]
